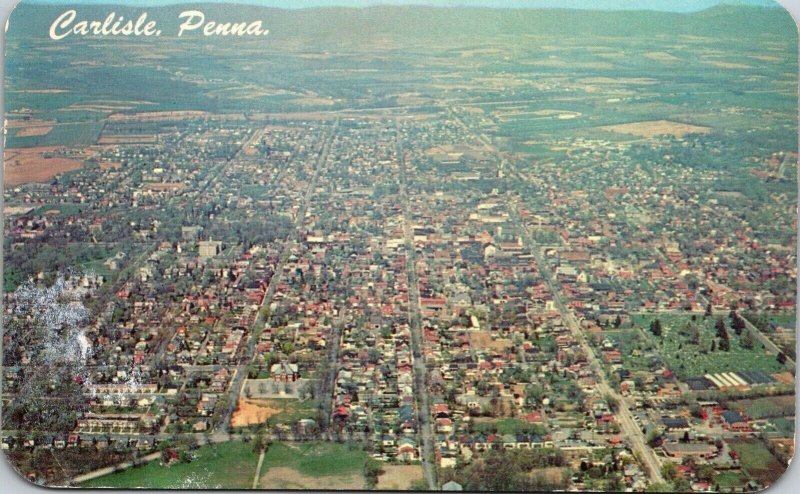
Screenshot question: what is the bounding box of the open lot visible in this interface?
[258,442,366,490]
[231,398,282,428]
[80,441,259,489]
[375,464,425,490]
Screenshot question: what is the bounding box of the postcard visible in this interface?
[2,0,797,491]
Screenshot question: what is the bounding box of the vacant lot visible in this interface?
[375,464,424,490]
[470,331,513,352]
[231,398,281,427]
[258,442,366,490]
[4,147,83,187]
[601,120,712,138]
[80,441,259,489]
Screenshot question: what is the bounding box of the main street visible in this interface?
[396,124,438,491]
[508,201,666,485]
[219,119,340,436]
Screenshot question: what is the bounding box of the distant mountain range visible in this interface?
[7,3,797,41]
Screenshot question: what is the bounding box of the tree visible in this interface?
[740,330,754,349]
[731,313,746,335]
[705,303,713,318]
[697,464,717,482]
[777,352,787,365]
[661,462,678,481]
[650,319,663,337]
[719,337,730,352]
[715,318,728,340]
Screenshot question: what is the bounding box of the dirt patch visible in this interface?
[231,398,281,428]
[375,465,424,490]
[4,147,84,187]
[601,120,712,139]
[772,372,794,385]
[260,466,364,490]
[469,331,512,352]
[16,126,54,137]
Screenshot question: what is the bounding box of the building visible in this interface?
[663,442,718,459]
[198,240,222,259]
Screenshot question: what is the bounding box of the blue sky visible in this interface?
[23,0,782,12]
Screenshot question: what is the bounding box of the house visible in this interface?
[397,437,418,461]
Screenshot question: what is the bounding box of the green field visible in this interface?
[727,438,786,486]
[714,471,747,490]
[80,441,259,489]
[630,315,783,379]
[263,441,366,476]
[730,395,795,420]
[7,122,104,148]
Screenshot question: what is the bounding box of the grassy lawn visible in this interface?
[630,315,783,379]
[472,417,547,436]
[269,399,318,424]
[80,441,259,489]
[714,471,747,489]
[730,395,795,420]
[728,438,786,485]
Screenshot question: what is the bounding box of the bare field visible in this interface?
[260,467,364,490]
[601,120,712,138]
[469,331,512,352]
[98,135,158,145]
[375,465,424,490]
[16,126,54,137]
[231,398,281,428]
[4,147,83,187]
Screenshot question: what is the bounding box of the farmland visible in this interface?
[3,147,84,187]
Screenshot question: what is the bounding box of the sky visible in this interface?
[22,0,783,13]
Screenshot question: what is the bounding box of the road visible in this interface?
[316,305,348,431]
[446,106,665,485]
[219,119,340,435]
[396,125,438,491]
[507,202,666,485]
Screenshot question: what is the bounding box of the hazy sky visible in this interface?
[23,0,782,12]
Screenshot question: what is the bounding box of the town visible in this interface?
[2,1,797,491]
